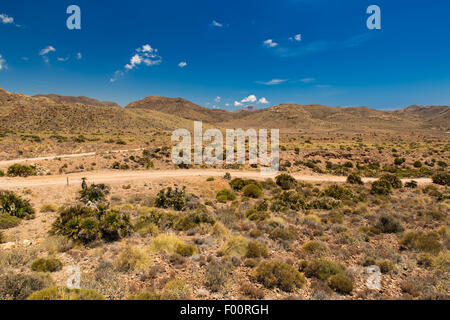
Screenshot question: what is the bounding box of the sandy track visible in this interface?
[0,169,432,188]
[0,149,143,166]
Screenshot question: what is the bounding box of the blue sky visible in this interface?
[1,0,450,109]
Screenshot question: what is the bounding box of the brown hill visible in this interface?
[33,94,119,108]
[394,105,450,130]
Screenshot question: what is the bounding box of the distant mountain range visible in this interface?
[0,88,448,133]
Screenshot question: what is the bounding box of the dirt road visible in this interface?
[0,169,432,188]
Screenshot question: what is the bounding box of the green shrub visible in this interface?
[149,234,191,255]
[229,178,260,191]
[302,241,327,255]
[216,189,236,203]
[252,260,305,291]
[0,273,52,300]
[0,170,4,176]
[27,287,105,300]
[304,259,345,281]
[347,173,363,185]
[7,164,37,177]
[162,280,191,300]
[405,180,418,188]
[126,292,165,300]
[432,172,450,186]
[220,236,249,258]
[371,179,392,195]
[246,241,268,258]
[375,260,395,274]
[52,205,132,244]
[271,191,306,211]
[400,231,442,254]
[328,274,353,294]
[31,258,63,273]
[322,185,353,200]
[0,191,35,219]
[0,214,21,229]
[245,209,269,222]
[174,211,215,231]
[374,213,404,233]
[79,183,110,203]
[275,174,297,190]
[155,187,187,211]
[175,243,197,257]
[268,226,297,241]
[380,174,403,189]
[413,161,422,168]
[206,177,215,181]
[242,184,263,198]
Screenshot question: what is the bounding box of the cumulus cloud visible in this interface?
[263,39,278,48]
[178,61,187,68]
[0,54,7,71]
[211,20,223,27]
[256,78,287,85]
[241,94,257,103]
[234,101,243,107]
[0,13,14,24]
[111,44,161,82]
[76,52,82,60]
[258,97,269,104]
[57,57,69,62]
[39,46,56,56]
[214,96,221,103]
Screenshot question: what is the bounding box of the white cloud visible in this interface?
[257,78,287,85]
[301,77,315,83]
[263,39,278,48]
[294,34,302,41]
[241,94,257,103]
[178,61,187,68]
[111,44,161,82]
[258,97,269,104]
[0,54,7,71]
[76,52,82,60]
[39,46,56,56]
[57,57,69,62]
[225,103,230,107]
[22,57,29,61]
[211,20,223,27]
[214,96,221,103]
[234,101,243,107]
[0,14,14,24]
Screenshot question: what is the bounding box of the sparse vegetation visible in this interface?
[252,260,305,291]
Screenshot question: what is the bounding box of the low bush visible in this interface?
[27,287,105,300]
[432,172,450,186]
[175,242,197,257]
[302,241,327,255]
[271,191,305,212]
[162,280,191,300]
[239,282,265,299]
[275,174,297,190]
[216,189,236,203]
[148,234,191,255]
[174,211,215,231]
[347,173,363,185]
[405,180,418,188]
[252,260,305,291]
[328,274,353,294]
[242,184,263,198]
[380,174,403,189]
[204,260,231,292]
[155,187,187,211]
[268,226,297,241]
[245,209,269,222]
[7,164,37,177]
[303,259,345,281]
[0,273,52,300]
[400,231,442,254]
[374,213,404,233]
[246,241,268,258]
[375,260,395,274]
[0,191,35,219]
[52,205,132,244]
[0,214,21,229]
[115,245,150,272]
[79,184,110,203]
[371,179,392,195]
[31,258,63,273]
[322,185,353,200]
[229,178,260,191]
[220,236,249,258]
